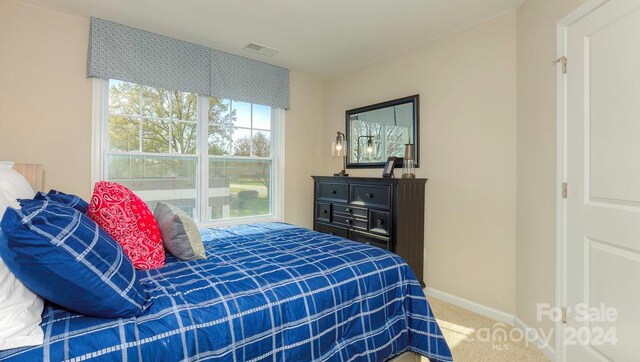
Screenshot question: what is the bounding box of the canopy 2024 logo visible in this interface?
[538,303,618,346]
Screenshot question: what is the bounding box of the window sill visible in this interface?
[197,215,283,229]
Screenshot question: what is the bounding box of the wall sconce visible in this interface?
[402,143,416,178]
[356,135,374,162]
[332,131,349,177]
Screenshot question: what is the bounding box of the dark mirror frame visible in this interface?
[345,94,419,169]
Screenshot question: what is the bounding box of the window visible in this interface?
[95,79,283,224]
[207,99,274,220]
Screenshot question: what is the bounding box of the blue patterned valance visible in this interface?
[210,51,289,110]
[87,18,290,109]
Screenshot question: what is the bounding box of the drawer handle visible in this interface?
[366,193,374,199]
[345,208,352,213]
[345,220,352,225]
[376,219,384,225]
[321,210,328,214]
[330,190,337,195]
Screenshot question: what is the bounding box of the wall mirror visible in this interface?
[346,95,419,168]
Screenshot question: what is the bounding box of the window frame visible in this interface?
[91,78,284,227]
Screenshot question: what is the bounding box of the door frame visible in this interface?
[555,1,610,361]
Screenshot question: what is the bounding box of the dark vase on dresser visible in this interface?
[311,176,427,286]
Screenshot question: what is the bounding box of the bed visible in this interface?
[0,222,451,361]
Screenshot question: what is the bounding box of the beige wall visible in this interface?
[323,11,518,314]
[515,0,585,345]
[0,0,93,198]
[284,72,324,228]
[0,0,324,229]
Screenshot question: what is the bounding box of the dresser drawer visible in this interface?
[369,210,391,236]
[332,204,367,218]
[350,230,390,250]
[332,214,367,230]
[316,202,331,222]
[317,182,349,203]
[316,222,348,238]
[350,184,391,210]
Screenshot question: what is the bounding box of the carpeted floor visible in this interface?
[392,297,549,361]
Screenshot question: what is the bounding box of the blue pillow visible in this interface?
[0,200,150,318]
[32,189,89,213]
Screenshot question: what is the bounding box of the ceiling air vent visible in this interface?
[243,42,279,57]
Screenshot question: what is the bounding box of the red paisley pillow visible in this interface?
[87,181,165,269]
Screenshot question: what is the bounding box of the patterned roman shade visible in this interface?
[210,51,289,110]
[87,18,210,95]
[87,18,290,109]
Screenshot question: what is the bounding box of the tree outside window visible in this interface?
[106,80,274,221]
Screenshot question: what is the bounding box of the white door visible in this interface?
[564,0,640,361]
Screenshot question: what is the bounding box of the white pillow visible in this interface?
[0,187,44,350]
[0,257,45,350]
[0,162,35,203]
[0,190,15,220]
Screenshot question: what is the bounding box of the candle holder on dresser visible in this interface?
[402,143,416,178]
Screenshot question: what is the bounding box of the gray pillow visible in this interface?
[154,202,206,261]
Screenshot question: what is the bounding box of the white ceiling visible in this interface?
[16,0,524,79]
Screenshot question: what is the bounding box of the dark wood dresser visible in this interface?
[311,176,427,285]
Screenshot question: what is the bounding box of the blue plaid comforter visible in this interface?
[1,223,452,362]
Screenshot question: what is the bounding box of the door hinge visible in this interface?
[553,56,568,74]
[562,306,568,324]
[562,182,568,199]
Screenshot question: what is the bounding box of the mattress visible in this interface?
[0,222,451,361]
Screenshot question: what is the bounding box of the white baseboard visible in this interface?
[513,316,556,361]
[424,287,515,325]
[424,287,556,361]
